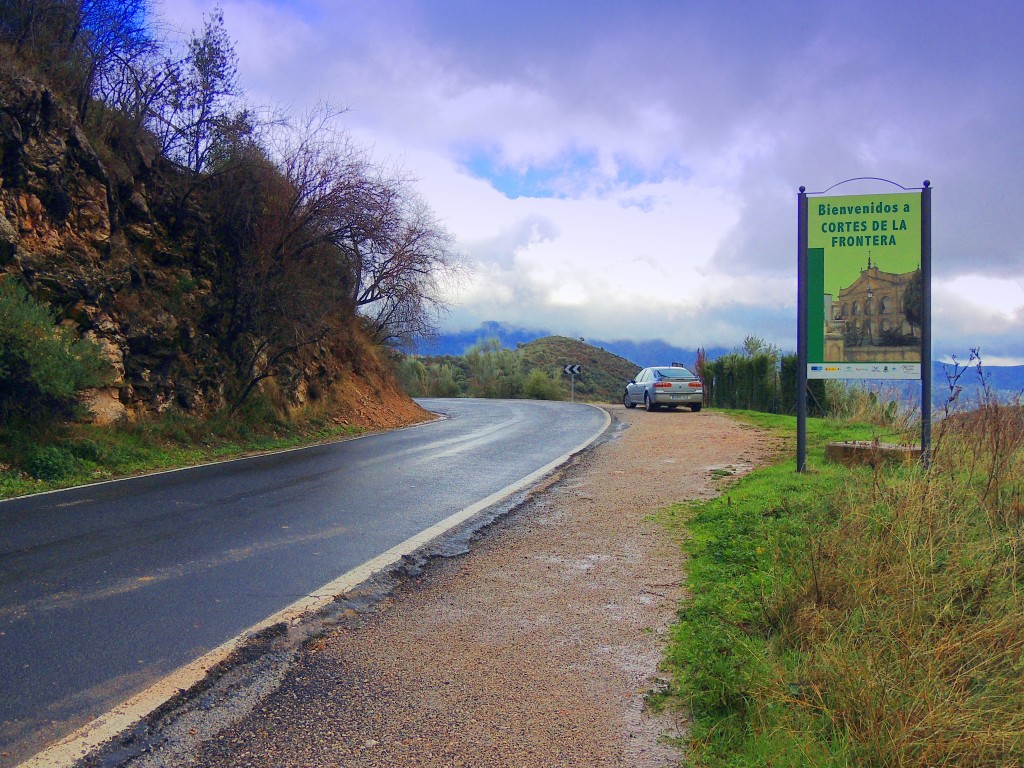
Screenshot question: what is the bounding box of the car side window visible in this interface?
[638,369,649,383]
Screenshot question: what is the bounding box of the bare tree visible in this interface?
[158,6,248,174]
[263,105,466,348]
[205,105,466,404]
[0,0,156,122]
[205,109,365,406]
[74,0,155,122]
[349,188,463,348]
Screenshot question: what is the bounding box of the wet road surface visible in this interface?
[0,399,608,764]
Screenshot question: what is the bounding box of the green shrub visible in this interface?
[465,339,523,398]
[24,444,79,480]
[427,361,464,398]
[66,438,102,462]
[521,368,563,400]
[0,277,110,421]
[397,357,429,397]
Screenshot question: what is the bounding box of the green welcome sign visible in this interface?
[806,191,923,379]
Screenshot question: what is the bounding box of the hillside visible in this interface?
[402,335,642,403]
[0,57,432,431]
[517,336,640,402]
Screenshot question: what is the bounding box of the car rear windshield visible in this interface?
[653,367,695,379]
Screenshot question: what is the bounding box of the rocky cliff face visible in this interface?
[0,70,401,426]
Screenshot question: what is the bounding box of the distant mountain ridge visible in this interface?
[420,321,726,371]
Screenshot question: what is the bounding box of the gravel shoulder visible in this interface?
[115,405,773,768]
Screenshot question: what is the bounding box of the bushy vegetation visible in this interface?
[397,339,565,401]
[0,276,110,424]
[659,376,1024,766]
[703,336,834,416]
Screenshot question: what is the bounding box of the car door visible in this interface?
[626,368,648,403]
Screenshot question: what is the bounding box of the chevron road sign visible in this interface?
[563,364,582,402]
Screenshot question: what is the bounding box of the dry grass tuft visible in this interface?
[766,393,1024,765]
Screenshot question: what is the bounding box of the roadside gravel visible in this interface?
[123,405,772,768]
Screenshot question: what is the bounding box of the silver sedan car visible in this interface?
[623,365,704,412]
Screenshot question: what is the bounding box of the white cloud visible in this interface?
[157,0,1024,361]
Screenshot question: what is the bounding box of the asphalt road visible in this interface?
[0,398,608,764]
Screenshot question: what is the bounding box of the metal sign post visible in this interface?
[921,181,932,467]
[563,364,582,402]
[797,187,808,472]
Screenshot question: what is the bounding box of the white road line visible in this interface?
[17,405,610,768]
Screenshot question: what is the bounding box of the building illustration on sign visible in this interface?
[823,257,921,363]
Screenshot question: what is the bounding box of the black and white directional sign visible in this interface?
[563,364,582,376]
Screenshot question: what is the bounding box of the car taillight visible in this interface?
[689,382,703,388]
[654,381,672,388]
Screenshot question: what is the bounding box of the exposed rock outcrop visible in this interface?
[1,69,407,427]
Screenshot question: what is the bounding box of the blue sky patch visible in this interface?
[462,147,692,199]
[462,148,601,199]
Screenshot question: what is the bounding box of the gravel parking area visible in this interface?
[117,405,772,768]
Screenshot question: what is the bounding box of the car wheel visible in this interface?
[644,392,658,412]
[623,390,636,408]
[690,403,702,412]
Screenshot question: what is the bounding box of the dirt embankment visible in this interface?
[118,405,774,768]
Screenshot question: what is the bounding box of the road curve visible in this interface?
[0,398,609,766]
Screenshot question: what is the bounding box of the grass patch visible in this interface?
[0,395,364,499]
[659,404,1024,766]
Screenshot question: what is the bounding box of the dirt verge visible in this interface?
[111,405,773,768]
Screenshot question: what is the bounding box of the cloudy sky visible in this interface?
[160,0,1024,363]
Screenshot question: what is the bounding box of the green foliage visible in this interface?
[517,335,638,402]
[742,334,780,359]
[397,357,428,397]
[0,398,363,498]
[521,368,563,401]
[0,277,110,421]
[661,403,1024,767]
[824,382,909,427]
[427,361,464,398]
[23,444,79,480]
[465,338,523,398]
[704,348,781,413]
[706,342,836,417]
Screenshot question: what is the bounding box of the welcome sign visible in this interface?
[805,191,923,379]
